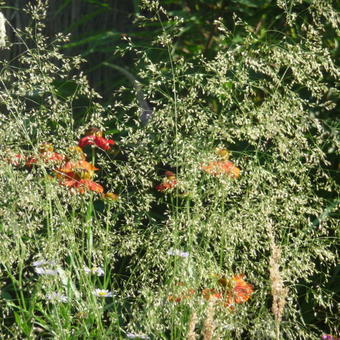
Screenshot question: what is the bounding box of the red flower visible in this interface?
[201,160,240,178]
[79,135,115,151]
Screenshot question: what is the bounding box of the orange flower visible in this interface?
[38,143,54,153]
[167,295,182,303]
[56,160,103,193]
[6,153,25,166]
[168,288,196,303]
[215,148,230,160]
[155,171,177,192]
[66,146,86,161]
[155,180,177,192]
[57,160,99,173]
[24,143,65,167]
[84,127,103,137]
[56,160,99,180]
[63,178,104,194]
[202,288,223,301]
[102,192,119,201]
[202,274,253,308]
[25,151,65,167]
[201,160,240,178]
[224,275,254,307]
[164,170,176,179]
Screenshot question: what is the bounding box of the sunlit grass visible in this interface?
[0,1,339,339]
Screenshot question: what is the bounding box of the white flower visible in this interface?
[32,259,56,267]
[92,289,114,298]
[221,324,235,330]
[167,249,189,257]
[94,267,105,276]
[33,259,59,276]
[0,12,6,48]
[83,265,104,276]
[46,292,68,303]
[83,266,91,274]
[126,333,150,339]
[35,267,59,276]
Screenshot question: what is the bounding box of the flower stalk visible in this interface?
[268,225,288,340]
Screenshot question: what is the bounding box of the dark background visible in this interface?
[5,0,338,101]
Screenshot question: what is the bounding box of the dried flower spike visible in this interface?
[35,267,59,276]
[187,311,197,340]
[202,297,217,340]
[0,12,6,48]
[268,230,288,340]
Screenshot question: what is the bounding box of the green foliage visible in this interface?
[0,0,339,339]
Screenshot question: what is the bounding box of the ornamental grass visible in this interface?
[0,0,338,339]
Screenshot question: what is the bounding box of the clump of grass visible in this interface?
[0,0,339,338]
